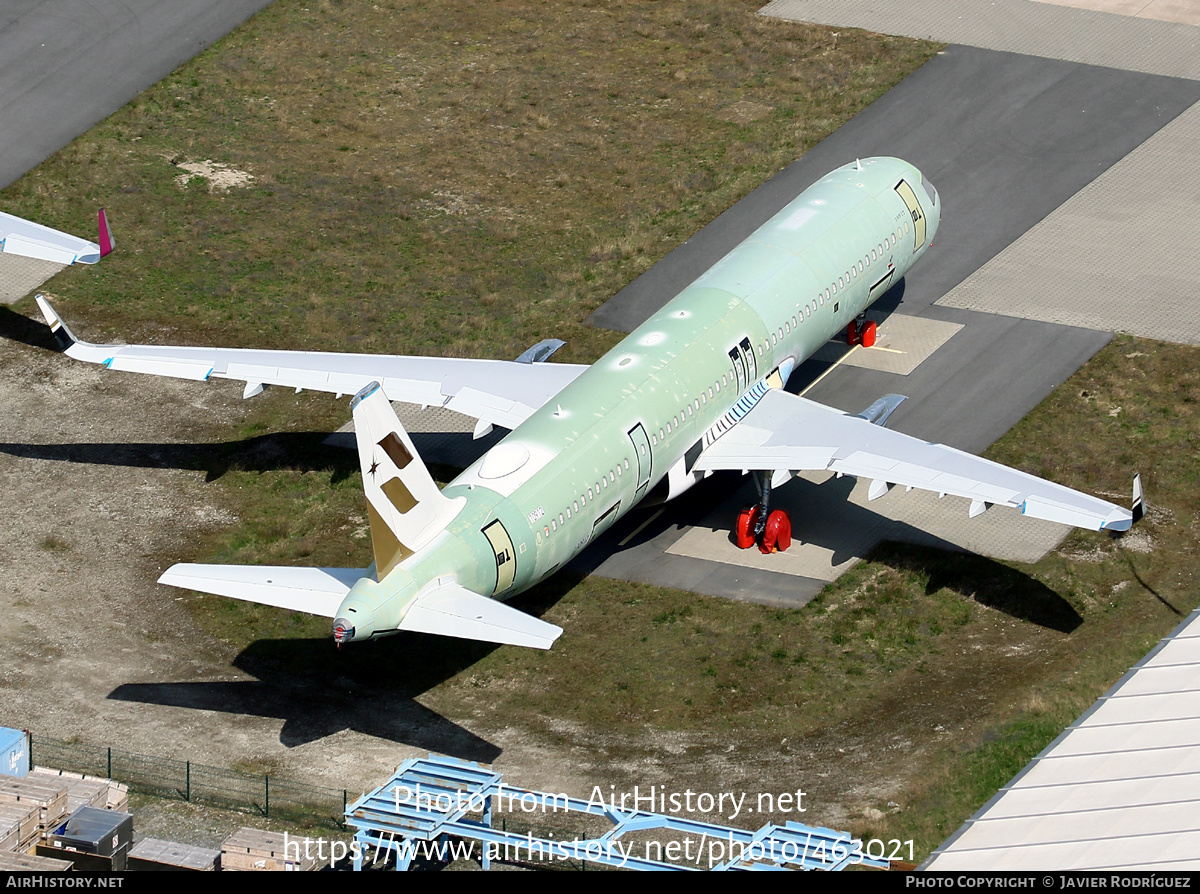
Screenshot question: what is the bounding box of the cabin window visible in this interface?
[559,513,564,525]
[573,500,579,512]
[566,507,571,519]
[551,519,557,531]
[624,459,630,470]
[771,332,777,346]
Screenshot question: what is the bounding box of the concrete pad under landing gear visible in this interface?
[0,256,66,305]
[810,313,963,376]
[666,471,1068,585]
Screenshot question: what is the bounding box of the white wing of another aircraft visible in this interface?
[37,296,587,431]
[1,210,113,265]
[694,388,1135,532]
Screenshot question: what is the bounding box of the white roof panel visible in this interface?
[924,608,1200,871]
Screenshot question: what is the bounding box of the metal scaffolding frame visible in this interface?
[345,754,889,871]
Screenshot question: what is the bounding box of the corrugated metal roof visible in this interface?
[924,607,1200,870]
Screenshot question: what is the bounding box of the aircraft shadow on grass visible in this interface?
[0,429,500,484]
[107,570,576,755]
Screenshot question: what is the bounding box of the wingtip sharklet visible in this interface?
[98,208,115,258]
[36,294,78,352]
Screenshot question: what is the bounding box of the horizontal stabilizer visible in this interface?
[158,564,366,617]
[400,580,562,649]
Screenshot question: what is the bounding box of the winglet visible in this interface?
[855,394,907,428]
[97,209,115,258]
[1131,473,1144,525]
[36,294,79,352]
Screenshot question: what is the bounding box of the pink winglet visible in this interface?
[97,208,115,257]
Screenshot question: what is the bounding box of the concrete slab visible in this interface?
[0,256,64,305]
[0,0,276,190]
[666,472,1067,583]
[760,0,1200,79]
[937,99,1200,344]
[1034,0,1200,27]
[809,313,963,376]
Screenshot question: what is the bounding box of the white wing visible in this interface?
[38,296,587,430]
[1,211,102,265]
[694,388,1133,532]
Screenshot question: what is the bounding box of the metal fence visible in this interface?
[30,735,347,829]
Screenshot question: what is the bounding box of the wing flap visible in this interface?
[158,564,365,617]
[697,389,1133,532]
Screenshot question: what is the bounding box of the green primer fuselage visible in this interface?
[341,158,940,636]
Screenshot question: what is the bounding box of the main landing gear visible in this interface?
[736,471,792,554]
[846,315,877,348]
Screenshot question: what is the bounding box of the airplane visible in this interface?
[33,157,1142,652]
[1,208,114,265]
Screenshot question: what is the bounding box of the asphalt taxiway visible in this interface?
[0,1,275,190]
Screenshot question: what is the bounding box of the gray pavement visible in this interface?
[760,0,1200,80]
[938,99,1200,343]
[590,47,1200,332]
[0,0,276,190]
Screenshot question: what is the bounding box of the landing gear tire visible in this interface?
[759,509,792,554]
[846,321,859,346]
[736,506,760,549]
[861,320,877,348]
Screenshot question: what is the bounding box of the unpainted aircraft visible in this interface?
[36,158,1141,650]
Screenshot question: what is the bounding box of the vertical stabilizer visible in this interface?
[351,382,465,579]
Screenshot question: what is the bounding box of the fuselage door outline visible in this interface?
[894,179,926,252]
[482,519,517,596]
[628,423,652,499]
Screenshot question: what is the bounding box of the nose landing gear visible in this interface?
[846,317,877,348]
